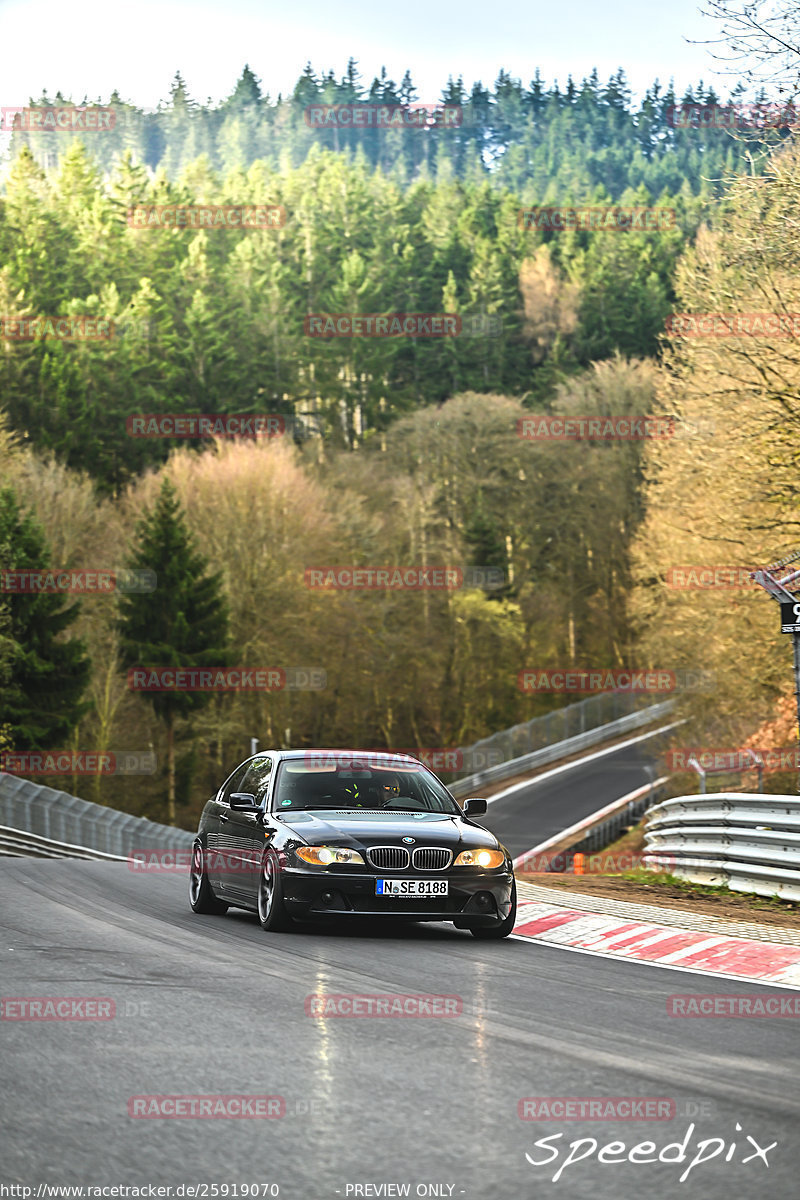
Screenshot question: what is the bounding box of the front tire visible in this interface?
[257,849,292,932]
[470,881,517,939]
[189,838,228,915]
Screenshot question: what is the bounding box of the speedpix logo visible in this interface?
[524,1122,776,1184]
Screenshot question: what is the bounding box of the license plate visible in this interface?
[376,879,449,896]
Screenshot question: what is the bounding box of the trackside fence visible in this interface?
[0,771,193,859]
[447,697,675,798]
[0,693,675,859]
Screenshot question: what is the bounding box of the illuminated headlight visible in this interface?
[296,845,365,866]
[454,848,505,869]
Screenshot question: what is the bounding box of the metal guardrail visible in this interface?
[643,792,800,902]
[449,691,664,784]
[0,825,127,861]
[449,699,675,799]
[0,696,673,861]
[0,772,194,859]
[514,777,670,871]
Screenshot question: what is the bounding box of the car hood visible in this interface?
[276,809,501,852]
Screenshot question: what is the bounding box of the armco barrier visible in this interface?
[448,699,675,799]
[0,772,193,859]
[643,792,800,901]
[0,696,674,859]
[0,825,126,860]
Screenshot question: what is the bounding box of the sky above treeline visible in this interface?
[0,0,748,114]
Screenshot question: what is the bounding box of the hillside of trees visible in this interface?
[0,134,708,494]
[6,63,780,198]
[2,54,800,820]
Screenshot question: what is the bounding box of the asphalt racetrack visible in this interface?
[2,854,799,1199]
[478,733,664,859]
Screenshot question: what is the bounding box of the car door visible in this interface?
[218,756,274,905]
[210,761,250,890]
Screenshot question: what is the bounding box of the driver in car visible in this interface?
[380,775,401,805]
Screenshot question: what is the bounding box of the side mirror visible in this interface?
[462,797,487,817]
[229,792,260,812]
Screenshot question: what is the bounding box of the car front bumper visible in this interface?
[281,866,515,924]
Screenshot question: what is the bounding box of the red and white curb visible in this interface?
[512,898,800,989]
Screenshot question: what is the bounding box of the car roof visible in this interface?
[255,748,423,765]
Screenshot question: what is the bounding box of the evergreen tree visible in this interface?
[0,488,91,750]
[117,479,229,823]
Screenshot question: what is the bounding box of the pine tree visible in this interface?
[0,488,91,750]
[117,479,229,823]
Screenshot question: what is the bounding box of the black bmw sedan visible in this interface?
[189,749,517,937]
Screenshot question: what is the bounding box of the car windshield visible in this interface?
[272,756,462,815]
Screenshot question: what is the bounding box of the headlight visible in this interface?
[454,848,505,869]
[296,845,365,866]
